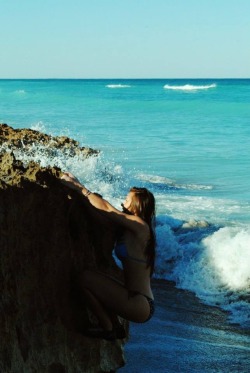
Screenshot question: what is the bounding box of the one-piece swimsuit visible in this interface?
[114,240,155,322]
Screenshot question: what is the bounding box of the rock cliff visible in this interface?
[0,123,99,158]
[0,124,126,373]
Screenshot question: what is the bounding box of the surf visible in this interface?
[163,83,216,91]
[106,84,131,88]
[154,219,250,328]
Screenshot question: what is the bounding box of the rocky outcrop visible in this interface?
[0,124,126,373]
[0,123,99,158]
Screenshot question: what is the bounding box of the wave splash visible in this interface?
[155,218,250,328]
[2,124,249,329]
[163,83,216,91]
[0,126,126,204]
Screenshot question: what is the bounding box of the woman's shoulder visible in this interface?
[124,225,150,251]
[134,216,150,238]
[128,213,147,226]
[109,210,148,234]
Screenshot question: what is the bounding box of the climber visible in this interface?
[61,172,156,340]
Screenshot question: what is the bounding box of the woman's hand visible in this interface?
[60,172,83,192]
[61,173,147,234]
[61,172,80,183]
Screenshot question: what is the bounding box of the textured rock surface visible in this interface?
[0,125,126,373]
[0,123,99,158]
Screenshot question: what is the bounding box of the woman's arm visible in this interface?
[60,173,148,235]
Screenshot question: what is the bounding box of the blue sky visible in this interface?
[0,0,249,78]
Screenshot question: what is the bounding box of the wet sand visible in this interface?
[119,280,250,372]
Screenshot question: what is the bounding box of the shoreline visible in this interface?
[120,279,250,372]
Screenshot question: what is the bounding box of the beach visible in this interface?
[120,280,250,372]
[1,79,250,371]
[1,0,250,370]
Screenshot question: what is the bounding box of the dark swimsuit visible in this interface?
[114,240,155,322]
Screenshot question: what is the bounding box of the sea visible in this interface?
[0,78,250,329]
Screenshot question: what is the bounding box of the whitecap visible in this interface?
[106,84,131,88]
[137,173,213,191]
[14,90,26,94]
[137,173,174,185]
[163,83,216,91]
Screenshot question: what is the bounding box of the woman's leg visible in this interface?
[82,287,113,331]
[80,270,150,324]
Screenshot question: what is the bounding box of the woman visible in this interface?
[61,172,156,340]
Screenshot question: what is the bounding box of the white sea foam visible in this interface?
[203,227,250,291]
[137,173,213,191]
[137,173,176,185]
[154,220,250,327]
[30,121,47,133]
[106,84,131,88]
[14,90,26,94]
[156,193,249,226]
[163,83,216,91]
[0,138,125,204]
[1,132,249,328]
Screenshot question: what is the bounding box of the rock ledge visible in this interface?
[0,124,125,373]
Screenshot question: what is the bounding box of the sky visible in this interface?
[0,0,250,79]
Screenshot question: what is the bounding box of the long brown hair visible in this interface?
[129,187,156,275]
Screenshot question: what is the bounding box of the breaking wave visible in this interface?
[155,218,250,328]
[1,126,249,329]
[163,83,216,91]
[106,84,131,88]
[137,173,213,191]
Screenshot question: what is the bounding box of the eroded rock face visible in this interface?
[0,125,125,373]
[0,123,99,158]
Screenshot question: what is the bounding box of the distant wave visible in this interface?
[163,83,216,91]
[106,84,131,88]
[138,173,213,190]
[138,173,174,185]
[14,90,26,94]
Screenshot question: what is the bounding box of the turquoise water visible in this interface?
[1,79,250,327]
[1,79,250,205]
